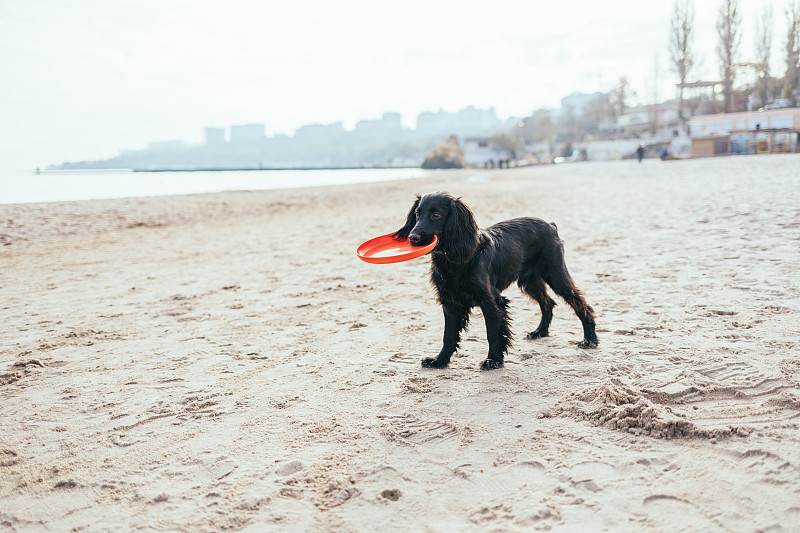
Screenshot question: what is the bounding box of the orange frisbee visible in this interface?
[356,233,438,264]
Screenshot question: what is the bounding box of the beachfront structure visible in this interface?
[463,137,506,167]
[616,104,682,138]
[688,108,800,157]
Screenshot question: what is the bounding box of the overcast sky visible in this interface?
[0,0,790,174]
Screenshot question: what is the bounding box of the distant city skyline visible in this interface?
[55,105,517,170]
[135,106,504,149]
[1,0,790,174]
[123,96,598,152]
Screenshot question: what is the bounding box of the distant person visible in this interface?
[636,145,644,163]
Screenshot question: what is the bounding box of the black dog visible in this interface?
[394,192,598,370]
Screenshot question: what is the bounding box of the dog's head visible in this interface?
[393,192,479,264]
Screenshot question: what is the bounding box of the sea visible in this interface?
[0,168,431,205]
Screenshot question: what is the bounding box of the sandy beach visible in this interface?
[1,155,799,532]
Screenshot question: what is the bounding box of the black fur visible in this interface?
[394,192,598,370]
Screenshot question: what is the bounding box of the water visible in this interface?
[0,167,430,205]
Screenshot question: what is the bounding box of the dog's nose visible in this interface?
[409,233,421,245]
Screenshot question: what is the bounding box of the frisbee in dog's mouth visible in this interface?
[356,234,438,264]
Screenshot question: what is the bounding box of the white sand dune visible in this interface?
[1,155,799,531]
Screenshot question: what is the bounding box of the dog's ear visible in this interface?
[392,196,420,240]
[441,197,478,263]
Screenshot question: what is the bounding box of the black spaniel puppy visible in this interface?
[394,192,597,370]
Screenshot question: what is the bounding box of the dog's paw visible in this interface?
[421,357,449,369]
[526,329,549,340]
[577,339,598,349]
[480,359,504,371]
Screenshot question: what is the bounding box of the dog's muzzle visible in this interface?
[409,232,434,247]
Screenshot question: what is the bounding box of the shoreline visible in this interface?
[2,157,799,531]
[40,165,422,174]
[1,166,436,207]
[134,165,423,172]
[9,152,799,207]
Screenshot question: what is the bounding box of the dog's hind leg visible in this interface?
[542,244,598,348]
[422,303,470,369]
[519,271,556,340]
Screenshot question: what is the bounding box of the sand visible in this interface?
[1,155,799,532]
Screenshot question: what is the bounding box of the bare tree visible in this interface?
[491,132,518,160]
[716,0,742,112]
[581,95,612,135]
[523,109,557,143]
[785,0,800,104]
[670,0,695,119]
[647,55,662,135]
[754,5,773,106]
[609,76,633,120]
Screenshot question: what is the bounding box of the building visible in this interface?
[230,124,266,143]
[617,104,681,138]
[416,106,499,137]
[463,137,506,167]
[204,127,226,145]
[687,108,800,157]
[560,92,606,115]
[354,112,402,139]
[293,122,345,141]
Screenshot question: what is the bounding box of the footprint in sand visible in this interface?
[689,361,800,427]
[738,449,797,486]
[474,461,547,493]
[379,413,466,459]
[374,352,422,376]
[0,449,19,466]
[389,352,422,365]
[401,376,434,394]
[642,495,719,529]
[275,460,304,477]
[568,460,619,493]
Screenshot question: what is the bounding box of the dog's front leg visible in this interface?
[479,294,511,370]
[422,303,469,369]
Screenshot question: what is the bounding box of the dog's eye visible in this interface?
[431,212,441,220]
